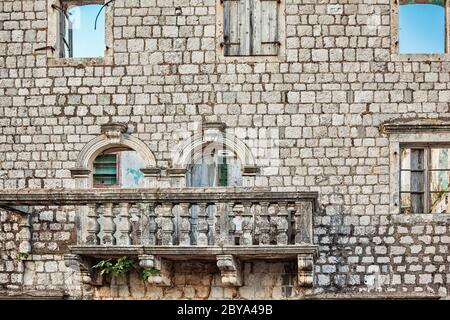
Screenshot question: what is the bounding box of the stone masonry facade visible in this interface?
[0,0,450,299]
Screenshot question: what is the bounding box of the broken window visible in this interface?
[186,144,242,188]
[400,146,450,213]
[399,0,446,54]
[54,1,106,58]
[221,0,280,56]
[93,149,146,188]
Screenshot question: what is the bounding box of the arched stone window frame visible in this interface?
[168,122,259,187]
[70,123,159,188]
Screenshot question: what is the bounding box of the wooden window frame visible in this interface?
[391,0,450,61]
[399,143,450,214]
[93,153,121,188]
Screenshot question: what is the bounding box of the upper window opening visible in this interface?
[399,1,446,54]
[221,0,280,56]
[93,148,146,188]
[58,2,105,58]
[186,144,242,187]
[400,146,450,214]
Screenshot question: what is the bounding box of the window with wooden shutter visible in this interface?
[59,9,73,58]
[93,154,119,187]
[222,0,280,56]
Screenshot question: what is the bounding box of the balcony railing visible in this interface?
[0,188,318,287]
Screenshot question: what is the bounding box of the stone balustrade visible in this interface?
[0,187,317,247]
[79,194,315,248]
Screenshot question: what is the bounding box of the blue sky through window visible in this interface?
[68,4,105,58]
[399,4,446,54]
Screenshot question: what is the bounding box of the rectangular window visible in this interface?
[47,0,109,61]
[93,154,119,187]
[400,146,450,213]
[221,0,280,56]
[398,0,447,54]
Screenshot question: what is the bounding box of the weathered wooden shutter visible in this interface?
[59,9,73,58]
[223,0,252,56]
[223,0,279,56]
[67,16,73,58]
[410,149,424,213]
[253,0,279,55]
[59,10,66,58]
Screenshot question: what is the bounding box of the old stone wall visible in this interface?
[1,0,450,298]
[0,210,22,291]
[94,262,300,300]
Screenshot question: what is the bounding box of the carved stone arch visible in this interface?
[70,123,159,188]
[169,123,259,187]
[172,134,257,170]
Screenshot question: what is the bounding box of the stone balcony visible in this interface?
[0,188,318,288]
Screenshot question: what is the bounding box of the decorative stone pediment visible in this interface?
[381,117,450,134]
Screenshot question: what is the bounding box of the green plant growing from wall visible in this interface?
[140,267,161,281]
[92,256,160,283]
[15,252,29,262]
[92,256,135,277]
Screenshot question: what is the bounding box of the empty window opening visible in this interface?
[400,146,450,214]
[399,1,446,54]
[221,0,280,56]
[186,144,242,188]
[57,2,105,58]
[92,148,146,188]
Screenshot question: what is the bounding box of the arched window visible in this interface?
[186,142,242,188]
[92,147,146,188]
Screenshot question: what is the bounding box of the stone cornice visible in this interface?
[381,118,450,134]
[69,245,319,259]
[70,168,91,178]
[140,167,161,176]
[167,168,188,176]
[0,188,319,206]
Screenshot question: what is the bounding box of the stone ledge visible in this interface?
[306,292,441,300]
[0,188,319,206]
[391,213,450,224]
[69,245,319,260]
[0,290,66,300]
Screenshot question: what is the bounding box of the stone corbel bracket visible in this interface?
[138,254,173,287]
[216,254,242,287]
[297,253,314,287]
[64,254,97,299]
[64,254,98,284]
